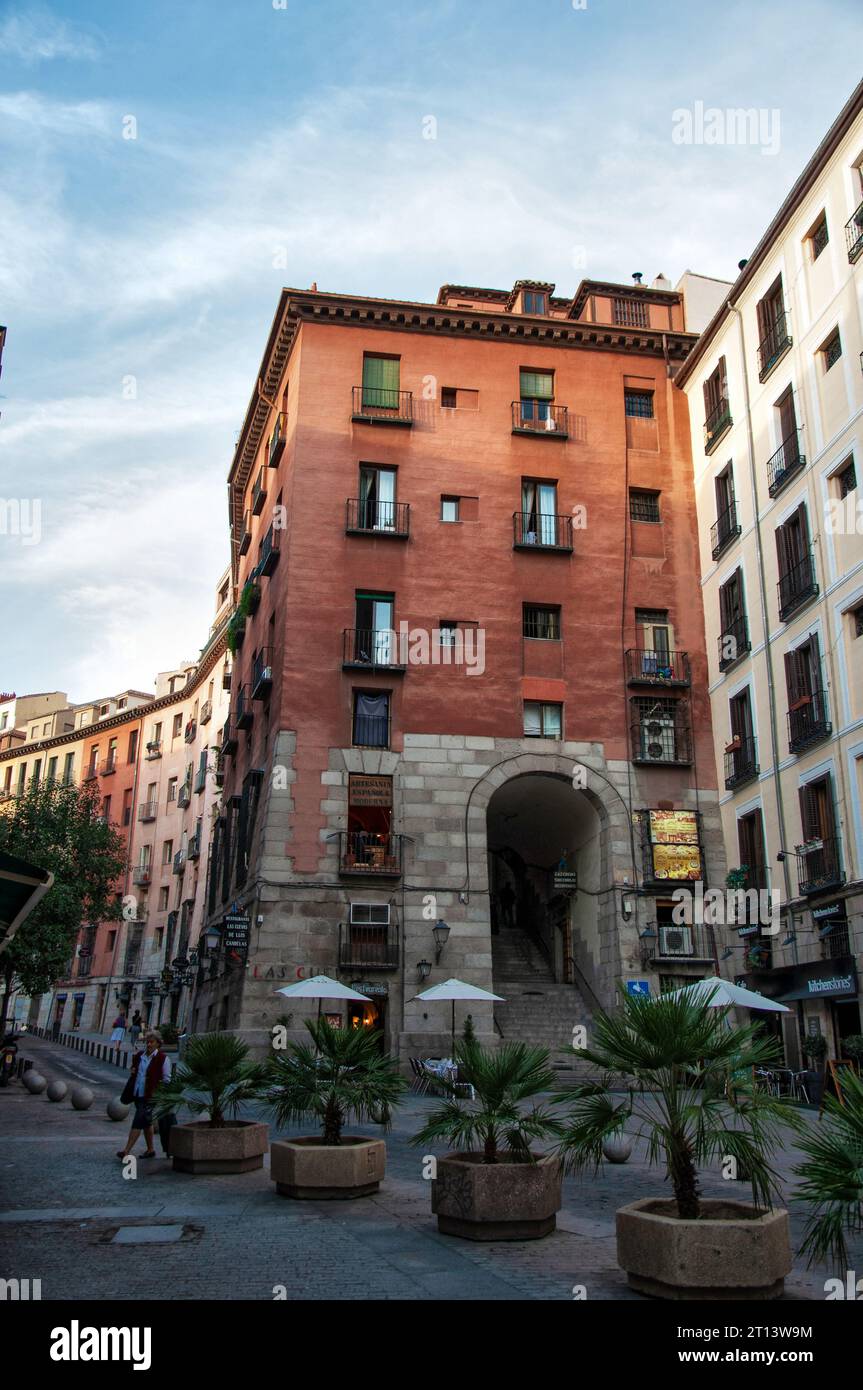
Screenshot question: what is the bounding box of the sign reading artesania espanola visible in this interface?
[348,774,393,807]
[223,906,251,963]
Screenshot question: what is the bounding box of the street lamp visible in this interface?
[416,959,432,981]
[203,925,222,955]
[432,920,450,961]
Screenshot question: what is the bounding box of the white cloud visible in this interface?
[0,5,100,64]
[0,90,110,134]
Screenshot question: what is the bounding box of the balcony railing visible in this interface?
[351,386,413,426]
[259,522,281,576]
[724,735,759,790]
[145,740,162,760]
[342,628,406,670]
[252,648,273,700]
[625,648,691,686]
[339,831,403,877]
[172,850,186,875]
[177,781,192,810]
[650,923,715,962]
[704,397,732,453]
[338,923,400,970]
[787,687,831,753]
[268,411,286,467]
[132,865,151,886]
[718,615,750,671]
[767,430,805,497]
[631,709,692,765]
[777,549,818,621]
[238,510,252,557]
[138,800,157,822]
[757,309,792,380]
[796,835,844,895]
[187,830,201,861]
[512,512,573,551]
[123,948,142,977]
[220,720,237,756]
[194,764,207,793]
[353,712,391,749]
[511,401,569,437]
[845,198,863,263]
[345,498,410,538]
[100,754,117,776]
[200,700,212,725]
[235,684,253,729]
[710,501,741,560]
[251,466,267,516]
[184,719,197,744]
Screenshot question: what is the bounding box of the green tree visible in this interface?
[0,777,126,1035]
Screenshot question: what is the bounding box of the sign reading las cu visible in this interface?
[251,964,335,980]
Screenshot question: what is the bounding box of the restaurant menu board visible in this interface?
[647,810,702,881]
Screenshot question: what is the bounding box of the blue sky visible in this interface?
[1,0,860,700]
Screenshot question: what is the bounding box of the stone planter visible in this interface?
[431,1152,562,1241]
[170,1120,268,1175]
[271,1136,385,1199]
[616,1198,792,1300]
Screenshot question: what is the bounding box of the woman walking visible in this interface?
[117,1031,172,1161]
[129,1011,143,1049]
[110,1010,127,1053]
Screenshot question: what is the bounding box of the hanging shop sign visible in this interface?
[645,810,703,881]
[348,775,393,808]
[351,981,389,997]
[223,908,251,962]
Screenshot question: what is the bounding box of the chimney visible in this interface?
[652,273,672,291]
[632,272,643,286]
[737,260,748,272]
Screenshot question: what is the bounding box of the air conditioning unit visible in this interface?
[659,926,693,956]
[641,717,674,760]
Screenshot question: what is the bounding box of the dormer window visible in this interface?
[522,291,547,315]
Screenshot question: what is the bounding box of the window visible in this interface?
[523,292,547,315]
[46,756,58,782]
[43,721,50,736]
[352,691,390,748]
[127,729,138,763]
[785,634,828,750]
[441,496,459,522]
[521,479,559,544]
[703,357,730,448]
[346,773,394,868]
[440,387,457,408]
[357,466,397,531]
[524,702,562,738]
[718,568,748,669]
[737,809,767,892]
[162,840,173,865]
[776,503,816,619]
[353,592,396,665]
[122,789,133,827]
[519,369,554,424]
[523,605,561,640]
[172,713,182,739]
[62,752,74,784]
[624,390,654,418]
[810,213,829,259]
[100,795,111,819]
[167,776,178,804]
[362,354,400,410]
[635,608,671,658]
[17,764,26,792]
[349,903,390,926]
[837,458,857,498]
[822,330,842,371]
[629,489,660,523]
[438,621,458,647]
[158,886,169,911]
[756,275,789,377]
[613,298,649,328]
[853,604,863,639]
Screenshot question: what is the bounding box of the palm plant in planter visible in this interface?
[556,987,798,1299]
[411,1039,564,1240]
[154,1032,269,1174]
[265,1018,406,1199]
[793,1067,863,1271]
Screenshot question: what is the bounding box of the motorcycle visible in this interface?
[0,1031,22,1086]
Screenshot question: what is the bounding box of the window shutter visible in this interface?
[520,370,553,399]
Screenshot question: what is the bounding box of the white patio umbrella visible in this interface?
[275,974,371,1021]
[411,977,506,1052]
[663,977,790,1013]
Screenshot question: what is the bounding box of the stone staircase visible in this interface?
[492,926,601,1082]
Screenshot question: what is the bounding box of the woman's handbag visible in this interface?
[120,1075,135,1105]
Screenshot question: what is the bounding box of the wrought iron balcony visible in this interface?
[200,700,212,725]
[132,865,151,886]
[351,386,413,426]
[757,309,792,380]
[787,687,831,753]
[630,702,692,766]
[187,830,201,861]
[511,401,569,437]
[235,684,253,729]
[184,719,197,744]
[796,835,844,895]
[704,397,732,453]
[342,628,406,671]
[239,509,252,556]
[352,712,391,749]
[222,667,232,691]
[718,615,750,672]
[251,466,267,516]
[710,501,741,560]
[777,549,818,621]
[338,923,400,970]
[512,511,573,551]
[268,411,286,467]
[339,831,403,877]
[846,198,863,263]
[145,740,162,760]
[252,648,273,700]
[100,754,117,776]
[767,430,805,497]
[345,498,410,538]
[625,648,691,687]
[194,764,207,793]
[724,735,759,790]
[220,720,237,756]
[177,781,192,810]
[259,522,281,576]
[138,800,157,822]
[172,849,186,875]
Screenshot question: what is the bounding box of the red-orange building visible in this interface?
[200,276,727,1058]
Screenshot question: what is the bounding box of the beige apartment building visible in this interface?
[678,79,863,1066]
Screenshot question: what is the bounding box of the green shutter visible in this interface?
[520,370,553,399]
[363,356,400,409]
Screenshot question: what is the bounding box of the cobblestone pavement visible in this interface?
[1,1035,858,1302]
